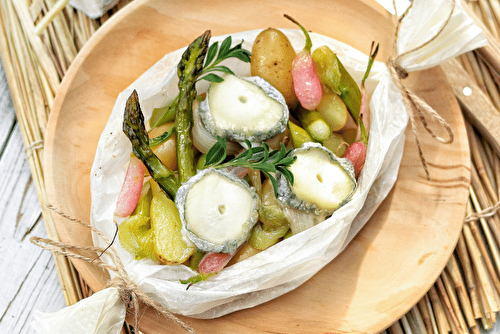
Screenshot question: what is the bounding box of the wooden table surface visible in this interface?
[0,58,66,333]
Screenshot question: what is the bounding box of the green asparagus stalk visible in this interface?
[123,90,180,199]
[176,30,211,183]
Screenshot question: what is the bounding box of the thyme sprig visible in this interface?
[205,136,296,196]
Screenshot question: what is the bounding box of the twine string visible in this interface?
[24,139,44,159]
[388,0,456,179]
[464,200,500,223]
[30,205,197,334]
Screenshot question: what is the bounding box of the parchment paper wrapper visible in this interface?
[32,1,487,332]
[69,0,120,19]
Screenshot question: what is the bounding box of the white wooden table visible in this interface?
[0,58,66,333]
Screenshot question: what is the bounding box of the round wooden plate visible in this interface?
[44,0,470,332]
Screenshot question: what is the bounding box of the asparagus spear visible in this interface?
[176,30,211,183]
[123,90,179,199]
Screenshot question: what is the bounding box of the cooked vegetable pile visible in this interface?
[116,17,378,284]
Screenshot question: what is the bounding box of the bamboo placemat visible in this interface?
[1,0,500,333]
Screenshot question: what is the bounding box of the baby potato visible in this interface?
[149,122,177,170]
[251,28,298,110]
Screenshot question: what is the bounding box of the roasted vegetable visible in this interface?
[249,223,289,250]
[227,243,261,266]
[342,43,379,178]
[316,93,349,132]
[322,132,348,157]
[251,28,298,109]
[284,15,322,111]
[288,120,313,148]
[199,74,289,143]
[114,156,145,218]
[149,96,178,129]
[312,46,361,122]
[343,141,367,178]
[259,178,288,229]
[296,107,331,142]
[181,250,237,285]
[176,30,211,183]
[118,183,157,261]
[123,90,179,199]
[149,122,177,171]
[150,181,195,264]
[119,215,157,261]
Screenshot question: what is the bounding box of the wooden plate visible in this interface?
[44,0,470,332]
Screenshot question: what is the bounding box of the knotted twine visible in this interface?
[388,0,500,224]
[387,0,456,179]
[30,204,197,334]
[464,201,500,223]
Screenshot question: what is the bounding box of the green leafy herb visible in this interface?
[198,36,251,83]
[149,36,251,129]
[148,125,175,147]
[205,136,296,196]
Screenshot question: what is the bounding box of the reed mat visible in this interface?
[0,0,499,333]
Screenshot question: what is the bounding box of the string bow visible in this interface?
[30,205,197,334]
[387,0,456,179]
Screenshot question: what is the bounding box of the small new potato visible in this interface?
[149,122,177,171]
[251,28,298,110]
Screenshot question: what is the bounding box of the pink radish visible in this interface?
[115,156,145,218]
[343,141,367,179]
[197,251,236,275]
[181,250,237,286]
[284,15,322,111]
[345,42,378,179]
[357,92,370,142]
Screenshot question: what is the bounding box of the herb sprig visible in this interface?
[148,126,175,147]
[198,36,251,83]
[205,136,296,196]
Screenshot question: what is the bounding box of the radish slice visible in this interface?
[115,156,145,218]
